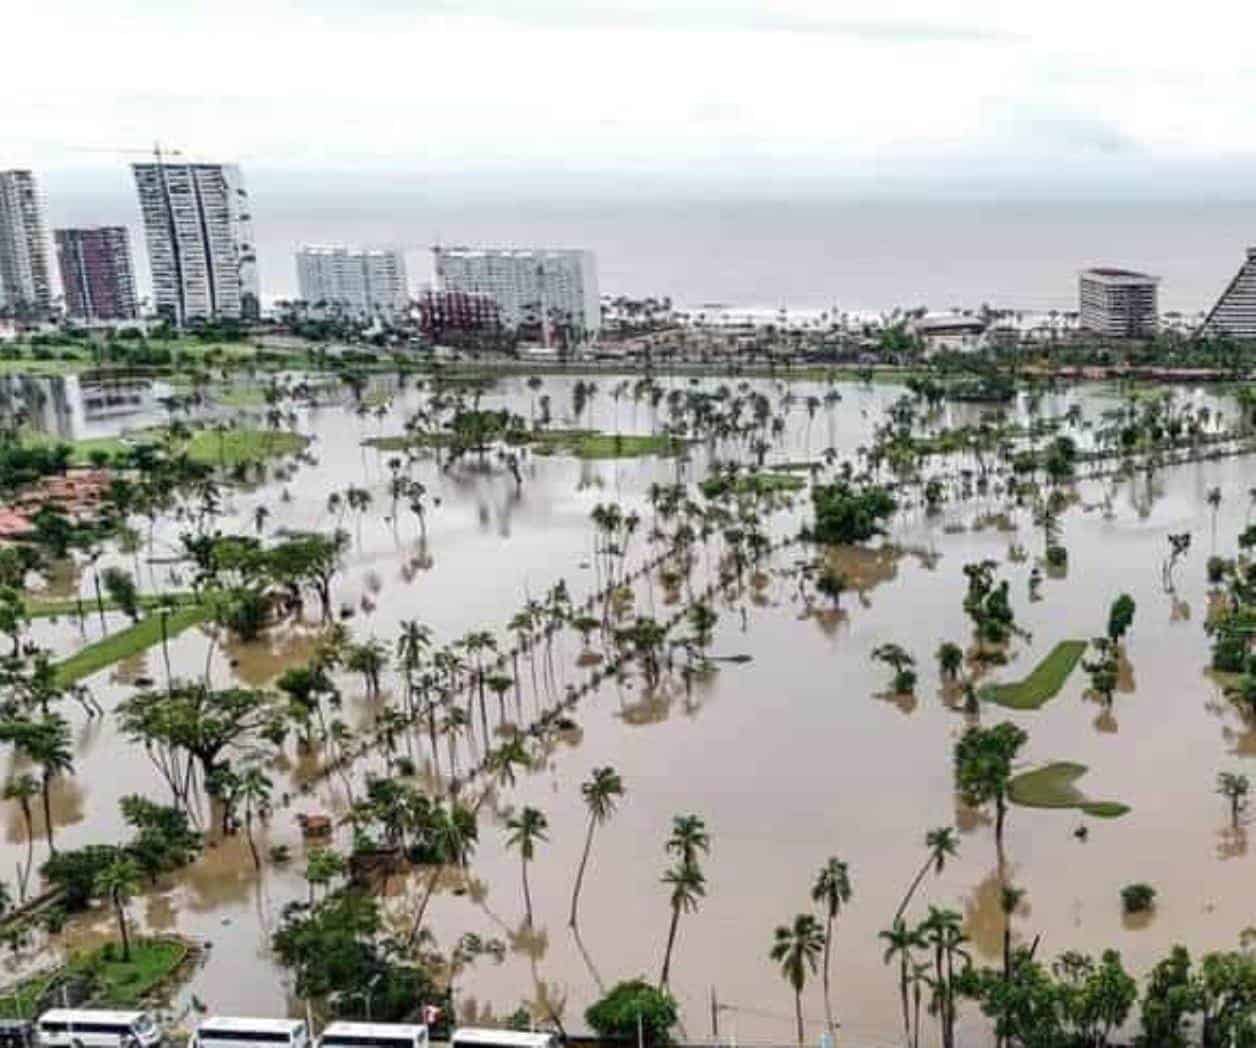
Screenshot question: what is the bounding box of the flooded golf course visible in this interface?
[6,372,1256,1047]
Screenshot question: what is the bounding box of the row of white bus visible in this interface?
[30,1012,559,1048]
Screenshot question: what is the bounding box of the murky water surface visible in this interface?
[8,375,1255,1047]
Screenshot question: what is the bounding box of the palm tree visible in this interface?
[894,826,959,923]
[665,814,711,870]
[771,913,825,1045]
[918,906,968,1048]
[505,806,548,927]
[237,765,273,869]
[23,716,74,854]
[1217,771,1250,827]
[4,774,38,900]
[811,857,852,1035]
[570,766,625,927]
[96,855,140,960]
[659,861,705,988]
[879,918,923,1046]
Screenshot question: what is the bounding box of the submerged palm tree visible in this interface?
[96,855,140,961]
[894,826,959,923]
[570,766,625,928]
[505,806,548,927]
[811,857,853,1035]
[659,860,705,988]
[771,913,825,1045]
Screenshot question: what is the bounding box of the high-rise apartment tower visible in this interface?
[131,161,259,324]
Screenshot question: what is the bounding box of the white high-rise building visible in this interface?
[1078,267,1159,338]
[131,161,259,325]
[295,245,408,315]
[0,170,53,317]
[433,246,600,341]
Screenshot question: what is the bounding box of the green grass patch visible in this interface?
[0,938,188,1017]
[366,427,687,460]
[534,431,687,459]
[1008,761,1130,818]
[21,427,302,468]
[19,430,131,466]
[185,429,305,465]
[700,472,806,498]
[24,591,198,620]
[982,640,1087,710]
[53,604,211,685]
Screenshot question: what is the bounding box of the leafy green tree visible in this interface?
[305,847,347,904]
[954,722,1028,871]
[585,979,678,1047]
[1107,593,1136,644]
[344,639,389,699]
[811,857,853,1035]
[809,481,897,544]
[505,806,548,927]
[570,766,625,928]
[117,683,285,806]
[771,913,825,1045]
[937,642,964,681]
[872,643,917,693]
[101,567,140,621]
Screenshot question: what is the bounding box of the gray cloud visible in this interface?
[319,0,1022,43]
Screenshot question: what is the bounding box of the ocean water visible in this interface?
[43,175,1256,315]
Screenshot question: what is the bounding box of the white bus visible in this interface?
[450,1031,558,1048]
[317,1024,427,1048]
[36,1010,162,1048]
[191,1019,311,1048]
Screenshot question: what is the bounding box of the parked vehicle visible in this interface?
[0,1021,34,1048]
[450,1031,558,1048]
[317,1023,427,1048]
[36,1010,162,1048]
[191,1019,310,1048]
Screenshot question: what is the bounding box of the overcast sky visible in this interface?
[5,0,1256,194]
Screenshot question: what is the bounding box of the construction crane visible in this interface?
[65,142,185,166]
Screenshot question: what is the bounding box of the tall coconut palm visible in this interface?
[95,855,140,961]
[237,765,273,870]
[22,716,74,855]
[880,918,924,1046]
[665,814,710,870]
[894,826,959,923]
[811,857,853,1035]
[659,860,705,988]
[570,766,625,928]
[505,806,548,927]
[770,913,825,1045]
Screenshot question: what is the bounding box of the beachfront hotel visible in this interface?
[54,227,139,322]
[131,161,259,325]
[1203,247,1256,340]
[433,246,600,341]
[1078,267,1159,338]
[0,169,53,318]
[296,245,408,316]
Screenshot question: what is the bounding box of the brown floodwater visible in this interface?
[8,376,1256,1047]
